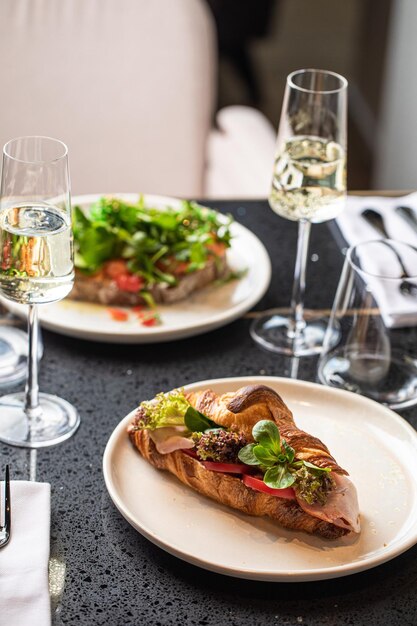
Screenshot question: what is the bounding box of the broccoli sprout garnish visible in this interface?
[291,464,335,505]
[193,430,247,463]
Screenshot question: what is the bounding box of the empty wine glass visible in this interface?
[0,136,80,447]
[318,240,417,409]
[251,69,348,356]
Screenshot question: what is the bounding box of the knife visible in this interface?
[395,206,417,234]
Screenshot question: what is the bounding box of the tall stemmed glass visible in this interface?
[0,136,79,447]
[251,69,348,356]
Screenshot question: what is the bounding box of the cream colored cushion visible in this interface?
[205,106,276,198]
[0,1,276,199]
[0,0,215,197]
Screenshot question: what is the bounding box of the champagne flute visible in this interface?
[251,69,348,356]
[0,136,80,447]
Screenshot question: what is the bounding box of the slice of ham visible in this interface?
[296,472,361,534]
[149,426,194,454]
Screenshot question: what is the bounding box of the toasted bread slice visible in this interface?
[70,256,228,306]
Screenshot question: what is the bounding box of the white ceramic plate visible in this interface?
[103,376,417,582]
[3,194,271,343]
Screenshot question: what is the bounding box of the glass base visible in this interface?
[318,350,417,410]
[250,311,338,357]
[0,391,80,447]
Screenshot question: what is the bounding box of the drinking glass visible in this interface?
[318,240,417,409]
[251,69,348,356]
[0,325,28,386]
[0,136,80,446]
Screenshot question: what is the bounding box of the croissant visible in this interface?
[185,385,348,474]
[129,384,360,539]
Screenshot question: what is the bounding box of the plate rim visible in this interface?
[103,376,417,581]
[5,193,271,343]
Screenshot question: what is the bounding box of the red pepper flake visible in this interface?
[108,308,129,322]
[140,313,161,327]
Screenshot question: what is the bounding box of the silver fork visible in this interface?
[0,465,11,548]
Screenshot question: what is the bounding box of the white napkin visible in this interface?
[0,481,51,626]
[336,193,417,328]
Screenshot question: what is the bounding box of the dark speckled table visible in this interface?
[2,200,417,626]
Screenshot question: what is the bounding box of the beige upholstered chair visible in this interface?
[0,0,275,198]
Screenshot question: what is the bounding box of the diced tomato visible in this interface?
[140,314,159,327]
[108,308,129,322]
[172,261,190,276]
[115,273,144,293]
[132,305,144,313]
[157,257,190,276]
[206,241,226,257]
[104,259,128,278]
[242,475,296,500]
[202,461,252,474]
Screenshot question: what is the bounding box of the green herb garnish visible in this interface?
[72,196,234,288]
[238,420,333,502]
[184,406,219,432]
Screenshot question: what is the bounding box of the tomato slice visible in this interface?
[202,461,252,474]
[182,449,198,459]
[243,475,296,499]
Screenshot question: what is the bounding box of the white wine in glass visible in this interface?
[0,136,79,447]
[251,69,348,357]
[0,203,73,303]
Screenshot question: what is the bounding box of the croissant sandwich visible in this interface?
[128,384,360,539]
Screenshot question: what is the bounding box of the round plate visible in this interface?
[3,194,271,343]
[103,376,417,581]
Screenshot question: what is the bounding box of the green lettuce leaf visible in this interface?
[139,389,191,430]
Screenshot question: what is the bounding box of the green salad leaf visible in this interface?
[135,389,222,434]
[184,406,219,432]
[72,196,234,286]
[238,420,333,502]
[138,389,191,430]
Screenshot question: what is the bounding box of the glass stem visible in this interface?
[289,219,311,338]
[25,304,41,418]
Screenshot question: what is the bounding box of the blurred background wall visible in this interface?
[207,0,406,192]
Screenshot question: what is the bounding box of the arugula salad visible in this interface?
[72,196,233,292]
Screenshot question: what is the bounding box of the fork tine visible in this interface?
[4,464,10,534]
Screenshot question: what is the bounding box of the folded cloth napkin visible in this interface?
[336,193,417,328]
[0,481,51,626]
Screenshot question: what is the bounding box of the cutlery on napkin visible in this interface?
[0,481,51,626]
[336,193,417,328]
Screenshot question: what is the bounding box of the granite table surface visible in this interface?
[1,199,417,626]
